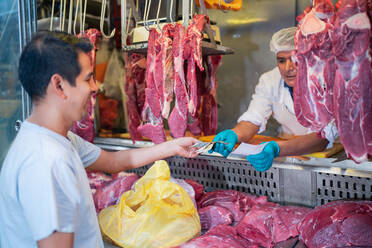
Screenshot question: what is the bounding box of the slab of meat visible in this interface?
[168,23,189,138]
[184,179,204,200]
[71,29,102,142]
[184,14,208,119]
[125,53,146,142]
[331,0,372,162]
[176,224,258,248]
[138,28,167,143]
[197,190,267,223]
[298,200,372,247]
[198,206,233,233]
[236,202,311,247]
[294,0,336,133]
[154,24,175,119]
[87,171,112,191]
[98,94,118,130]
[93,174,139,213]
[201,55,222,136]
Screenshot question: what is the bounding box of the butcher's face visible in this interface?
[277,50,297,87]
[68,52,97,121]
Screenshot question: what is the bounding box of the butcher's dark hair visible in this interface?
[18,31,92,101]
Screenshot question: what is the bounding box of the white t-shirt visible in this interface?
[0,120,103,248]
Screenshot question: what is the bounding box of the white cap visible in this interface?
[269,27,297,54]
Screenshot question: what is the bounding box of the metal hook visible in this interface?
[155,0,162,31]
[100,0,115,38]
[219,0,231,13]
[143,0,151,31]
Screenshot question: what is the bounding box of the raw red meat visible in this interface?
[331,0,372,162]
[201,55,222,136]
[125,53,146,142]
[184,14,208,135]
[294,0,336,133]
[98,94,118,130]
[138,28,167,143]
[198,206,233,232]
[87,171,112,190]
[177,224,258,248]
[298,201,372,247]
[236,202,311,247]
[184,179,204,200]
[154,24,175,119]
[197,190,267,223]
[71,29,102,142]
[168,23,189,138]
[93,174,139,212]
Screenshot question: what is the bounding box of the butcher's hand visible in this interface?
[170,137,200,158]
[246,141,280,172]
[209,129,238,157]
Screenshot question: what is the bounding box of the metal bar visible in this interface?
[121,0,127,49]
[182,0,189,27]
[128,0,141,22]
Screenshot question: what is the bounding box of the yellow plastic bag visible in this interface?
[98,160,201,248]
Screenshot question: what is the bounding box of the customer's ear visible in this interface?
[50,74,67,99]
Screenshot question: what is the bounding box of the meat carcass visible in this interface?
[177,224,258,248]
[168,23,189,138]
[298,201,372,247]
[71,29,102,142]
[137,28,167,143]
[294,0,336,133]
[197,190,267,223]
[125,53,146,142]
[331,0,372,162]
[201,55,222,136]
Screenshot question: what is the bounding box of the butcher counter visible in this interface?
[95,137,372,248]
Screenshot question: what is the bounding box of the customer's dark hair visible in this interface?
[18,31,92,101]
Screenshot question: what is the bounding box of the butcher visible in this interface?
[211,27,338,172]
[0,32,199,248]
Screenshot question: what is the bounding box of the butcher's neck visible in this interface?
[27,102,72,138]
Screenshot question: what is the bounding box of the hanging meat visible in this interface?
[137,28,167,144]
[331,0,372,162]
[133,15,222,143]
[168,23,189,138]
[293,0,336,133]
[71,29,102,143]
[125,53,146,142]
[201,55,222,136]
[184,14,209,136]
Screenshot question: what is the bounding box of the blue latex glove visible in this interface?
[246,141,280,172]
[209,129,238,157]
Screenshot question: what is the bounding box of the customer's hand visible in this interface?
[246,141,280,172]
[209,129,238,157]
[170,137,200,158]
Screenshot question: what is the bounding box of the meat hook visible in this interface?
[100,0,115,38]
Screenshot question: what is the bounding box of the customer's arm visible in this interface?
[86,137,199,174]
